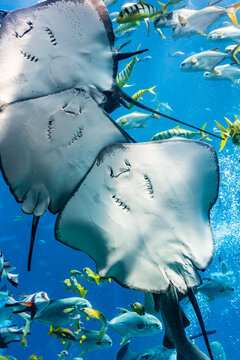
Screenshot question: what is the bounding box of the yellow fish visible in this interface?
[116,1,167,24]
[215,115,240,151]
[129,86,156,108]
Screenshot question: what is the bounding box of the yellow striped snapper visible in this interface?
[63,277,88,298]
[215,115,240,150]
[116,1,166,24]
[173,2,240,39]
[150,124,211,141]
[116,54,139,87]
[208,25,240,42]
[180,45,240,72]
[116,107,160,129]
[128,86,156,108]
[77,267,111,285]
[204,64,240,83]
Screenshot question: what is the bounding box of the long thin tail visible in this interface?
[226,1,240,26]
[120,88,223,140]
[188,289,214,360]
[28,215,40,271]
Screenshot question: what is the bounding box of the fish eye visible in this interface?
[232,288,234,291]
[96,341,102,345]
[137,323,145,329]
[181,62,186,67]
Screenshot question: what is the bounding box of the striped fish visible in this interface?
[116,1,166,24]
[151,124,211,141]
[116,54,139,87]
[129,86,156,108]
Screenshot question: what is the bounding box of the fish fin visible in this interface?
[20,335,27,349]
[120,337,129,345]
[149,86,157,94]
[144,18,150,36]
[7,273,19,288]
[205,298,214,302]
[123,84,135,88]
[200,32,207,36]
[230,43,240,65]
[117,307,129,314]
[98,324,108,340]
[226,2,240,26]
[215,121,229,151]
[224,116,233,127]
[22,301,34,307]
[211,48,220,51]
[108,278,111,283]
[156,28,166,39]
[79,335,87,344]
[178,15,187,25]
[48,325,54,336]
[95,276,100,285]
[199,123,212,141]
[136,21,141,25]
[63,307,75,313]
[79,351,87,357]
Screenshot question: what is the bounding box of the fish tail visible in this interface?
[199,123,212,141]
[7,273,19,288]
[136,44,141,61]
[215,120,229,151]
[230,43,240,65]
[151,103,161,119]
[18,312,33,337]
[149,86,157,94]
[48,325,55,336]
[226,2,240,26]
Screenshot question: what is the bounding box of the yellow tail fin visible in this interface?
[231,44,240,65]
[199,123,212,141]
[48,325,54,336]
[226,2,240,26]
[215,120,229,151]
[149,86,157,94]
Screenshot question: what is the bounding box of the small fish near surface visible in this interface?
[196,278,235,301]
[150,124,211,141]
[168,51,185,57]
[215,114,240,150]
[172,1,240,39]
[208,25,240,42]
[5,291,50,319]
[0,251,18,288]
[204,64,240,83]
[180,45,240,72]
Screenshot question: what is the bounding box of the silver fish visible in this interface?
[208,25,240,42]
[180,46,240,72]
[0,326,25,348]
[108,309,162,344]
[197,278,235,301]
[204,64,240,82]
[173,2,240,39]
[154,8,196,29]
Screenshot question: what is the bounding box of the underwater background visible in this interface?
[0,0,239,359]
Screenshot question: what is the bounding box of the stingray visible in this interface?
[56,139,219,359]
[0,1,219,358]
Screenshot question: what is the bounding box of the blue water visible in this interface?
[0,0,239,359]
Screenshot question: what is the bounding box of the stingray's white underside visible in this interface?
[56,140,219,293]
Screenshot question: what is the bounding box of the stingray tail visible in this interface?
[226,2,240,26]
[187,289,214,360]
[119,88,223,140]
[27,215,40,271]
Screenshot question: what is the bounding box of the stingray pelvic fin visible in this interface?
[187,289,214,360]
[28,216,40,271]
[120,88,223,141]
